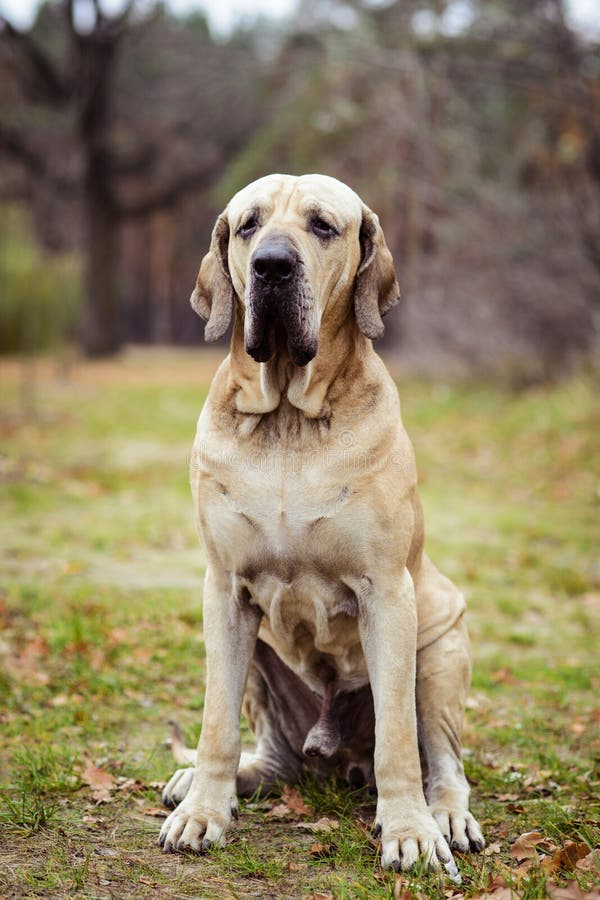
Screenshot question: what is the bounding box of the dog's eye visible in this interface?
[237,215,259,238]
[311,217,338,239]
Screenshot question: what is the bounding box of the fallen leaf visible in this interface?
[89,647,106,671]
[576,848,600,873]
[265,802,291,819]
[309,842,334,858]
[509,830,545,860]
[541,842,591,874]
[506,802,526,814]
[49,694,69,707]
[142,807,168,818]
[82,814,102,825]
[266,786,311,819]
[466,873,514,900]
[482,842,503,856]
[282,786,312,816]
[116,777,144,795]
[394,885,414,900]
[547,880,598,900]
[490,668,519,685]
[303,893,333,900]
[81,761,115,804]
[21,636,49,659]
[295,817,339,833]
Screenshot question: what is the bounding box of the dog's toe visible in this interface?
[432,807,485,855]
[162,767,195,808]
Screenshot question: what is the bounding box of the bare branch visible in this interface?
[0,121,75,191]
[108,144,158,175]
[113,166,214,219]
[0,15,70,103]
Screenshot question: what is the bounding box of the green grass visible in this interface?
[1,350,598,898]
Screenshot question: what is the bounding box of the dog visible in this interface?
[158,174,485,877]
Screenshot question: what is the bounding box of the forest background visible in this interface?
[1,0,599,381]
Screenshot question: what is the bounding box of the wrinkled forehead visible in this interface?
[227,174,363,226]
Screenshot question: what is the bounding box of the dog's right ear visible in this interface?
[190,211,235,342]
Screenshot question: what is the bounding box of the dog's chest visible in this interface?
[191,442,375,689]
[248,571,368,691]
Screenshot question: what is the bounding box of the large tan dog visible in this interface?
[158,174,484,877]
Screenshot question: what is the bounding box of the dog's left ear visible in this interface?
[354,205,400,340]
[190,210,235,342]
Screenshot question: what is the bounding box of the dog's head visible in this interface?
[191,174,399,367]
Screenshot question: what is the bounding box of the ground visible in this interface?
[0,347,598,900]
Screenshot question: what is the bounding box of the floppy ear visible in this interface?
[190,211,235,342]
[354,205,400,340]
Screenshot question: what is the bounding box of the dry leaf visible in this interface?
[89,647,106,671]
[309,842,334,858]
[295,817,339,833]
[541,842,591,874]
[265,802,291,819]
[142,807,168,818]
[21,635,49,659]
[490,668,518,685]
[506,802,526,814]
[509,830,545,860]
[81,761,115,804]
[576,848,600,873]
[303,893,333,900]
[394,874,426,900]
[116,777,144,794]
[473,874,519,900]
[282,786,311,816]
[82,814,102,825]
[267,786,311,819]
[482,842,503,856]
[547,880,598,900]
[49,694,69,707]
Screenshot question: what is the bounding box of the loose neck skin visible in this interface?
[228,295,374,420]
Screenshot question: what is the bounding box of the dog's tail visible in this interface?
[168,720,196,765]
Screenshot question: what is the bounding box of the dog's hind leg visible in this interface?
[237,639,321,796]
[415,559,485,853]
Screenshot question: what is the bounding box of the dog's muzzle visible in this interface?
[245,237,318,367]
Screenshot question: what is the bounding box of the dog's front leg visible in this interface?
[358,567,460,880]
[159,567,261,853]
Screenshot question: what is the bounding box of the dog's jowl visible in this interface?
[158,174,485,877]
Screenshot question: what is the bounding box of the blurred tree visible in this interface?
[1,0,598,377]
[0,0,262,355]
[222,0,599,378]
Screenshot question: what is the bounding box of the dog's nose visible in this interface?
[252,242,296,283]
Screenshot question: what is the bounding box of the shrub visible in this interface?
[0,206,83,354]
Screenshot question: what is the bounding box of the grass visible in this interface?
[0,348,598,899]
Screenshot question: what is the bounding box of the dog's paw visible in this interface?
[158,791,238,854]
[162,767,195,808]
[430,806,485,854]
[375,809,460,882]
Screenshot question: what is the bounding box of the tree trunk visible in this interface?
[78,32,122,357]
[82,180,120,356]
